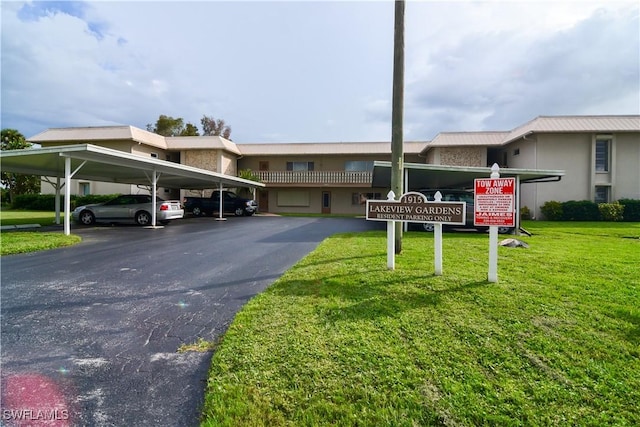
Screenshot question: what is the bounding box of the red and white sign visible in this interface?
[474,177,516,227]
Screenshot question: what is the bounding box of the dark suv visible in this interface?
[410,189,513,234]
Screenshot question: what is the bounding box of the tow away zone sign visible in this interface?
[474,177,516,227]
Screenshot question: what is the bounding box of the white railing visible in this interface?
[257,170,372,184]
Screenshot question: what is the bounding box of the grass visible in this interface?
[0,209,80,255]
[201,221,640,426]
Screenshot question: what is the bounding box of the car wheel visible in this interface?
[234,207,245,216]
[421,223,435,232]
[498,227,513,234]
[245,210,254,217]
[79,210,95,225]
[135,211,152,225]
[192,206,202,217]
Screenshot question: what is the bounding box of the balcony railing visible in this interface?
[257,170,372,185]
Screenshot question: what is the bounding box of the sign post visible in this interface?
[367,191,465,272]
[474,164,516,282]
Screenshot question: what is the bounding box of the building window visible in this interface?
[345,161,374,171]
[595,138,610,172]
[513,148,520,156]
[595,186,610,203]
[286,161,314,171]
[79,182,90,195]
[150,152,159,158]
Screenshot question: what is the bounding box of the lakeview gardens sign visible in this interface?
[366,192,465,225]
[366,191,466,272]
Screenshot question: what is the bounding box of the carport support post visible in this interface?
[64,157,71,235]
[216,181,226,221]
[55,176,61,225]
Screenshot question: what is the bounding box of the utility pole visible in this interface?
[391,0,405,254]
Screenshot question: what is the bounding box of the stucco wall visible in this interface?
[432,147,485,166]
[614,133,640,200]
[183,149,219,172]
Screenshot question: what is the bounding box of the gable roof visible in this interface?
[29,126,168,149]
[166,136,242,155]
[422,115,640,154]
[504,115,640,143]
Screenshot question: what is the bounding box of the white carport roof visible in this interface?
[0,144,265,234]
[372,161,564,190]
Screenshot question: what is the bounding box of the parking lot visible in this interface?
[0,216,383,426]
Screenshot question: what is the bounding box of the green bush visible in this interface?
[598,202,624,222]
[540,201,563,220]
[561,200,600,221]
[618,199,640,222]
[520,206,532,220]
[11,193,120,210]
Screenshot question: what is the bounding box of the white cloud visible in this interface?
[1,1,637,142]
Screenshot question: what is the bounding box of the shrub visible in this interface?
[540,201,563,220]
[520,206,532,220]
[598,202,624,222]
[11,193,120,210]
[618,199,640,222]
[561,200,600,221]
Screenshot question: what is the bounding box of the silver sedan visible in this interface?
[72,194,184,226]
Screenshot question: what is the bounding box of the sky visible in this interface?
[1,0,639,143]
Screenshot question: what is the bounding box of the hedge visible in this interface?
[541,199,640,222]
[11,194,120,211]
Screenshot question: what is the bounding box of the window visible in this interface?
[595,186,609,203]
[513,148,520,156]
[345,161,374,171]
[286,161,314,171]
[150,152,159,158]
[595,138,610,172]
[79,182,90,195]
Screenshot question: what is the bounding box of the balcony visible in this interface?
[257,170,373,186]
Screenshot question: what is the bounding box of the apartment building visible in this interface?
[30,115,640,218]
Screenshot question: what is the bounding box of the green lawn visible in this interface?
[0,209,80,255]
[201,221,640,426]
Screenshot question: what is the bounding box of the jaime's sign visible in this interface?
[474,177,516,227]
[366,191,465,225]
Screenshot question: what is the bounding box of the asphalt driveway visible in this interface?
[0,216,382,426]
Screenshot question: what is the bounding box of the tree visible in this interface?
[181,123,200,136]
[147,115,185,136]
[201,115,232,139]
[1,129,41,204]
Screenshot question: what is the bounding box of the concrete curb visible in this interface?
[0,224,42,230]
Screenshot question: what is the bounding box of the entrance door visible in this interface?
[321,191,331,214]
[259,191,269,213]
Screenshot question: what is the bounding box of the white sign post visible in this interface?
[386,191,396,270]
[366,191,465,272]
[474,164,516,283]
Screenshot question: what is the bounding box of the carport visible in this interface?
[371,161,565,232]
[0,144,265,235]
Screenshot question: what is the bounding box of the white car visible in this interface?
[72,194,184,226]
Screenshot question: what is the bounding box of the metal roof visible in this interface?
[0,144,264,190]
[372,161,565,190]
[421,115,640,154]
[236,141,426,156]
[29,126,168,149]
[504,115,640,143]
[166,136,242,155]
[427,132,509,148]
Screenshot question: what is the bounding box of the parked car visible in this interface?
[410,189,513,234]
[72,194,184,226]
[183,190,258,217]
